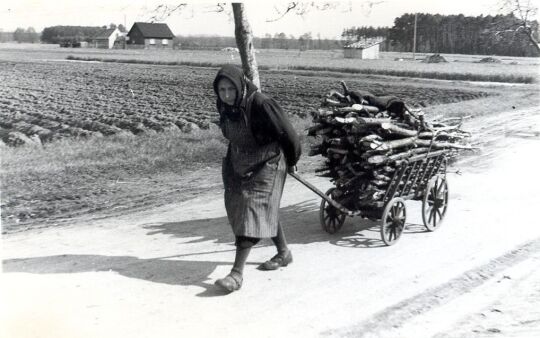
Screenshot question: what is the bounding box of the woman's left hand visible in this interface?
[287,166,297,174]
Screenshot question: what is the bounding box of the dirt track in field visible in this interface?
[2,107,540,338]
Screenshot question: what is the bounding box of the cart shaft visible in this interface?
[288,172,360,216]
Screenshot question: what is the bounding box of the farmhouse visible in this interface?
[92,28,122,49]
[126,22,175,49]
[343,37,385,59]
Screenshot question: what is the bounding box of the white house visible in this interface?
[93,28,122,49]
[343,38,385,59]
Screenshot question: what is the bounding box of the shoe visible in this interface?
[258,250,293,271]
[215,272,243,292]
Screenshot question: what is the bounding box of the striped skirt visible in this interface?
[222,152,287,238]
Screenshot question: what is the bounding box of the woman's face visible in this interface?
[217,77,237,106]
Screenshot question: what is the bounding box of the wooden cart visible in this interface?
[289,150,449,246]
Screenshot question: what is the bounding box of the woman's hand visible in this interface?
[287,166,297,174]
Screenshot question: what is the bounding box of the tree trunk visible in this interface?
[232,3,261,91]
[523,25,540,53]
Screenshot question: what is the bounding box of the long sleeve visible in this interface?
[255,96,302,167]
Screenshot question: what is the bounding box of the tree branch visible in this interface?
[202,3,227,13]
[148,3,187,22]
[266,2,298,22]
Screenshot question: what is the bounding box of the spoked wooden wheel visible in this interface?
[380,197,407,246]
[422,174,449,231]
[319,188,346,234]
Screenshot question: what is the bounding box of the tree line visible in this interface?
[176,33,342,50]
[343,13,539,56]
[1,24,127,44]
[1,27,40,43]
[3,12,538,56]
[41,24,127,44]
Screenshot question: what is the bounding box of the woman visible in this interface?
[213,65,301,293]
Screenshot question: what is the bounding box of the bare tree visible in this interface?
[498,0,539,52]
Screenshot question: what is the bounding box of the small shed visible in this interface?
[93,28,121,49]
[343,38,385,59]
[126,22,175,49]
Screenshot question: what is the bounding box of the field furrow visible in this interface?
[0,60,492,146]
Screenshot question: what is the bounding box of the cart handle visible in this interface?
[288,172,360,216]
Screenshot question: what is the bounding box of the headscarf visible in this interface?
[213,65,258,121]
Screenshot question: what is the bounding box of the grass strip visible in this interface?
[66,55,536,84]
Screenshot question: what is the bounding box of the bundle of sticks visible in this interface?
[308,81,473,207]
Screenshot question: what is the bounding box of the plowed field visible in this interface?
[0,60,491,145]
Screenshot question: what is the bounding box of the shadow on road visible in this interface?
[2,253,245,297]
[3,201,427,296]
[142,201,390,247]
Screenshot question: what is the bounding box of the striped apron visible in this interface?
[222,117,287,238]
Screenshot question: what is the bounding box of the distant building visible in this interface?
[92,28,122,49]
[126,22,175,49]
[343,37,385,59]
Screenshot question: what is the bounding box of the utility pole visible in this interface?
[412,13,417,61]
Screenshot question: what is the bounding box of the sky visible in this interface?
[0,0,532,39]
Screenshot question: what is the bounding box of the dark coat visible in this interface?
[213,65,301,167]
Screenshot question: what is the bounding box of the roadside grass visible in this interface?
[424,88,540,119]
[66,55,537,84]
[1,128,226,180]
[0,129,226,226]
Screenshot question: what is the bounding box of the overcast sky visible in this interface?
[0,0,528,39]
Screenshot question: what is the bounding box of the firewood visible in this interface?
[373,172,391,181]
[327,147,349,155]
[327,137,348,146]
[371,180,389,188]
[307,124,328,136]
[337,104,379,114]
[367,154,387,165]
[328,90,348,102]
[308,83,472,209]
[323,98,348,107]
[364,136,418,152]
[415,139,477,150]
[315,126,334,136]
[356,117,392,125]
[379,123,418,137]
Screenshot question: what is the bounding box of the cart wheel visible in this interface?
[422,174,448,231]
[380,197,407,246]
[319,188,346,234]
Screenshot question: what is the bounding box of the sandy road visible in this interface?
[2,108,540,338]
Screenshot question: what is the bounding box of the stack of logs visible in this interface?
[308,81,473,208]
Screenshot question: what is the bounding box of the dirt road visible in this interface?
[2,108,540,338]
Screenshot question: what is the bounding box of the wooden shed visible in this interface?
[126,22,174,49]
[343,38,385,59]
[92,28,121,49]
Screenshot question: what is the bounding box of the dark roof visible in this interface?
[94,28,117,39]
[344,38,385,49]
[128,22,175,39]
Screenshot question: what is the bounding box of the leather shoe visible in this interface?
[258,250,293,271]
[215,272,243,292]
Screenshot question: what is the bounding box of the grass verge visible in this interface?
[66,55,537,84]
